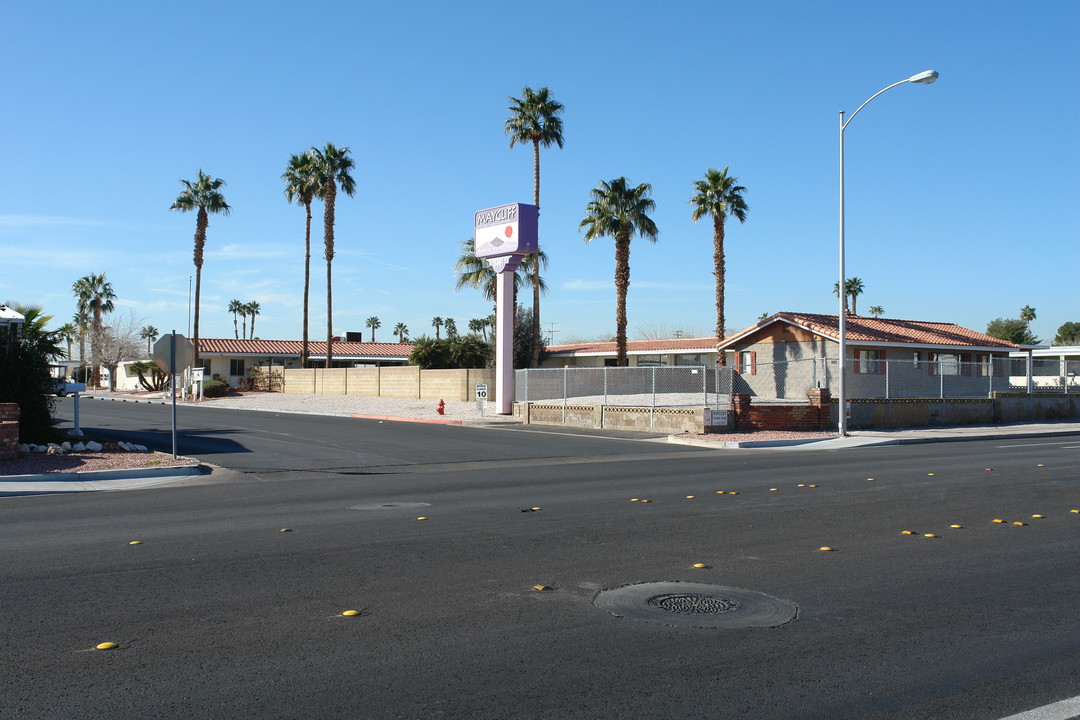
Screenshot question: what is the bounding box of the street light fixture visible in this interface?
[837,70,938,436]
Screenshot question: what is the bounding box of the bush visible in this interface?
[0,337,58,443]
[202,379,228,398]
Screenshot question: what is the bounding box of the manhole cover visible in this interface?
[594,582,797,629]
[349,502,432,511]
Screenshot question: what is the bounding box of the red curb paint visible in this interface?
[350,414,462,426]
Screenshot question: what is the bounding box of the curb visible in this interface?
[666,427,1080,450]
[1,461,203,496]
[350,413,462,425]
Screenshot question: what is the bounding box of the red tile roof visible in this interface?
[198,338,414,357]
[548,337,719,356]
[720,313,1016,350]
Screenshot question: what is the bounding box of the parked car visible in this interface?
[48,378,86,397]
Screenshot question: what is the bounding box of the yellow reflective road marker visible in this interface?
[95,642,118,650]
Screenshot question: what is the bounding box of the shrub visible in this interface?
[202,379,228,398]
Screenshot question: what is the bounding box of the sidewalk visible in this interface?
[670,420,1080,450]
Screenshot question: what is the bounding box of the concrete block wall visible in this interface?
[379,366,422,399]
[0,403,19,461]
[284,369,316,394]
[345,368,379,396]
[419,369,468,401]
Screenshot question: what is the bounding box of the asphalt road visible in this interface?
[2,399,1079,719]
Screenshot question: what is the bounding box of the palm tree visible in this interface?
[393,322,409,343]
[228,299,244,339]
[366,316,381,342]
[72,307,90,370]
[170,171,230,367]
[283,151,322,367]
[468,318,488,339]
[310,143,356,368]
[868,305,885,318]
[432,316,443,340]
[832,277,865,315]
[139,325,159,356]
[506,86,564,368]
[690,167,749,358]
[444,318,458,339]
[72,272,116,387]
[1020,305,1036,330]
[454,237,538,314]
[55,322,77,360]
[579,177,659,366]
[245,301,261,339]
[846,277,865,316]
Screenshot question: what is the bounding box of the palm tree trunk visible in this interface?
[324,183,337,368]
[91,308,102,388]
[193,207,208,369]
[233,313,238,340]
[241,315,247,340]
[713,214,727,365]
[614,233,631,367]
[530,139,542,368]
[302,200,312,368]
[250,314,257,338]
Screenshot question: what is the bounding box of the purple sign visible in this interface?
[473,203,538,258]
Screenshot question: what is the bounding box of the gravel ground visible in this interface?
[198,391,519,422]
[0,451,196,476]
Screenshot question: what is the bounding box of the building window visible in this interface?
[929,352,960,376]
[736,350,757,375]
[230,359,245,376]
[674,353,707,366]
[854,349,885,374]
[637,355,666,367]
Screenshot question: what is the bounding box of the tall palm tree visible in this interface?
[868,305,885,318]
[282,151,322,366]
[393,322,408,343]
[72,307,90,370]
[506,86,564,368]
[72,272,116,387]
[310,143,356,368]
[832,277,865,315]
[228,299,244,339]
[444,318,458,339]
[245,301,261,339]
[431,316,443,340]
[690,167,749,359]
[170,170,230,367]
[579,177,659,366]
[55,322,77,361]
[1020,305,1036,330]
[468,318,488,339]
[366,316,381,342]
[139,325,159,356]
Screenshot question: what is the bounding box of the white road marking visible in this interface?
[998,694,1080,720]
[996,441,1080,448]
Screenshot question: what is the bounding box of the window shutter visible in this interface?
[928,352,937,376]
[879,349,887,375]
[750,351,757,376]
[853,350,861,375]
[734,352,742,374]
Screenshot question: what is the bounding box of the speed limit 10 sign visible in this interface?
[475,383,488,400]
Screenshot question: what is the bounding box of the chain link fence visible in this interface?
[515,366,733,409]
[517,357,1078,407]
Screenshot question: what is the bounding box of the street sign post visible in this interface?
[153,332,193,459]
[474,203,538,414]
[152,333,193,374]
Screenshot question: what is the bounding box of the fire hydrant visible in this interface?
[436,399,445,415]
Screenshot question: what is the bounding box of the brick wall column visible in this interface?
[0,403,20,461]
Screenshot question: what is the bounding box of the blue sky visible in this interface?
[1,0,1076,347]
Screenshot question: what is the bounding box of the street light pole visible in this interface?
[837,70,938,436]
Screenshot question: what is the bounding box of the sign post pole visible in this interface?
[474,202,538,416]
[170,330,177,459]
